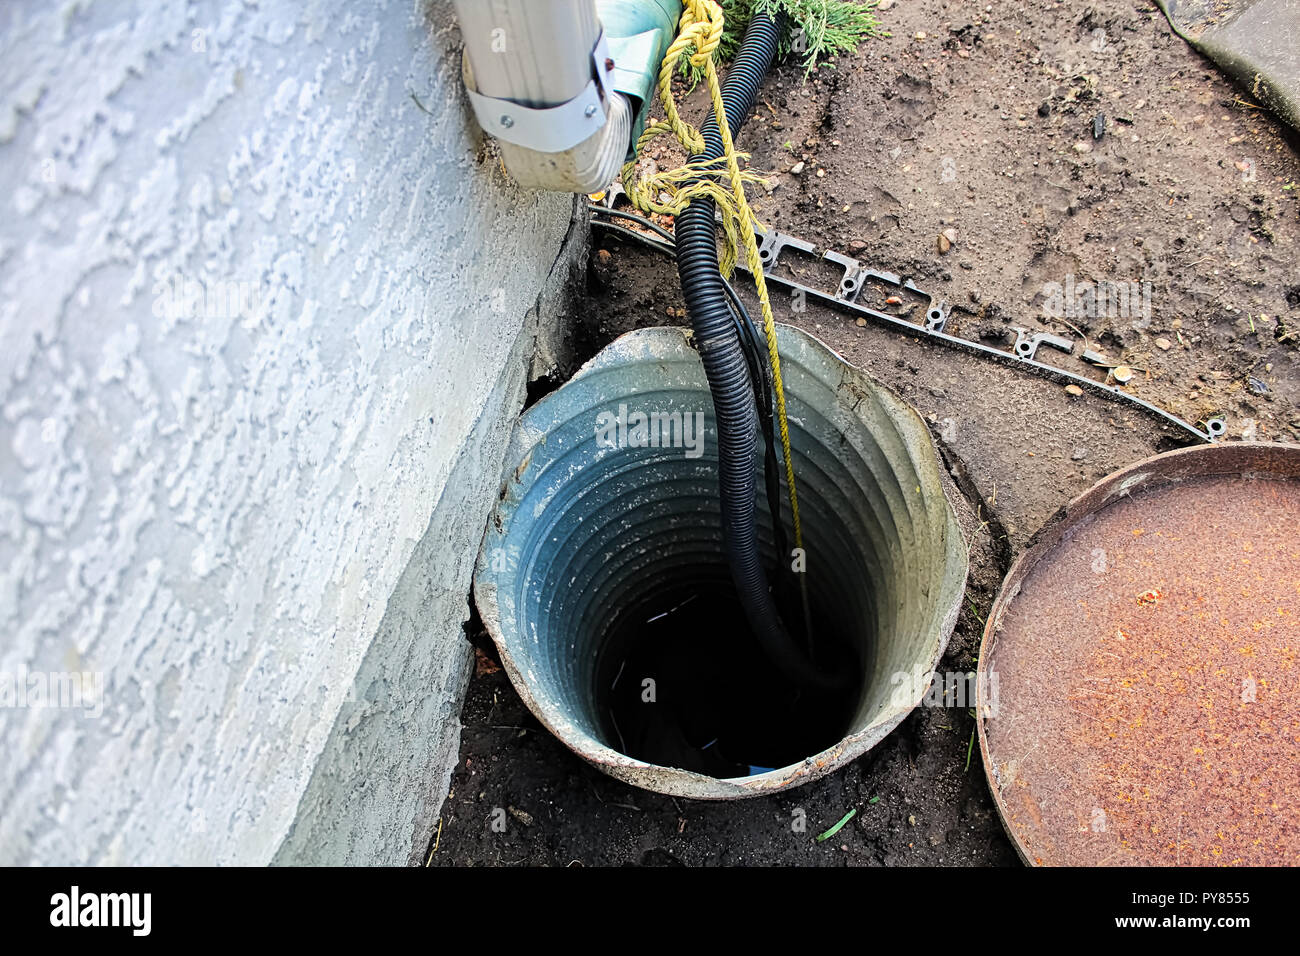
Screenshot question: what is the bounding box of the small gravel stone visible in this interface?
[508,807,534,827]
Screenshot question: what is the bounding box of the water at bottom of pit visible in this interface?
[594,581,863,778]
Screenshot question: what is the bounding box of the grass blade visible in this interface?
[815,807,858,842]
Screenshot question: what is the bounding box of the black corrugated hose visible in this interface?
[673,12,846,691]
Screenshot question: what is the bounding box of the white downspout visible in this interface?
[453,0,632,193]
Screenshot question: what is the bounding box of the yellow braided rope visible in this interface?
[622,0,806,567]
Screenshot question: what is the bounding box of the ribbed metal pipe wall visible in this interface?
[474,325,968,798]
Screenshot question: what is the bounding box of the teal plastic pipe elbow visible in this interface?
[597,0,683,156]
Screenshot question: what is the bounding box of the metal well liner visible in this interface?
[474,325,968,799]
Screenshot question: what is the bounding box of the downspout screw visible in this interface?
[499,115,514,128]
[584,104,598,117]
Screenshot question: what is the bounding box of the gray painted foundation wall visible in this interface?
[0,0,578,865]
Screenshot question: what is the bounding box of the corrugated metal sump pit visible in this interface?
[473,325,968,799]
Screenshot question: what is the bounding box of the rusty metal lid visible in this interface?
[977,442,1300,866]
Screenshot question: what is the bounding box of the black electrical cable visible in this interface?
[591,214,786,573]
[669,12,844,689]
[589,209,790,570]
[587,210,771,424]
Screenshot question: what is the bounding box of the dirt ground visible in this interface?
[431,0,1298,867]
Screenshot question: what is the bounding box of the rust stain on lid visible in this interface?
[978,442,1300,866]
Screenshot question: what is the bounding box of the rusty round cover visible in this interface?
[977,442,1300,866]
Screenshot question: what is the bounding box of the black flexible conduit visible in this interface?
[673,13,844,690]
[587,206,786,566]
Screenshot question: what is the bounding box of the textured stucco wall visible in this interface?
[0,0,575,864]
